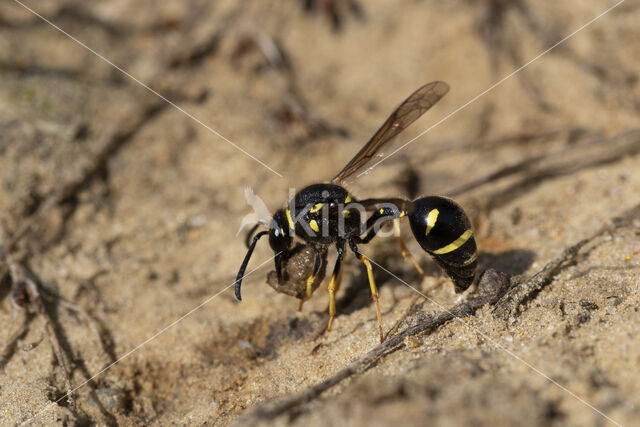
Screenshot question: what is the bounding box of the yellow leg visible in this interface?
[298,272,316,311]
[323,242,345,341]
[394,219,425,276]
[325,272,337,338]
[357,254,384,343]
[299,249,323,311]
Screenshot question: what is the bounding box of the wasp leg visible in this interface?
[348,238,384,343]
[394,219,425,276]
[323,239,346,341]
[334,260,344,294]
[357,211,389,244]
[299,249,323,311]
[357,202,408,245]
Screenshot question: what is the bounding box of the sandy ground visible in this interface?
[1,0,639,425]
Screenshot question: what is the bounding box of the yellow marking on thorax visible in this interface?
[310,203,324,214]
[345,195,352,203]
[342,209,351,218]
[379,208,384,214]
[433,229,473,254]
[309,219,320,232]
[424,209,439,236]
[285,209,295,230]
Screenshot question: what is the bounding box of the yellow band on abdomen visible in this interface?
[433,229,473,254]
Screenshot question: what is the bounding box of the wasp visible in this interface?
[235,81,478,343]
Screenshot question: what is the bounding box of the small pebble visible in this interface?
[87,387,126,411]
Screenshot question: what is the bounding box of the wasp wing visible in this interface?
[332,81,449,184]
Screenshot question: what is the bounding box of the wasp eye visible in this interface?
[269,210,292,252]
[269,226,291,252]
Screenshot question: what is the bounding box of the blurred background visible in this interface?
[1,0,639,425]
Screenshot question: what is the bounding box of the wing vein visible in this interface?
[332,81,449,184]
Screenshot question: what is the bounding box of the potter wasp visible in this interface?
[235,82,477,343]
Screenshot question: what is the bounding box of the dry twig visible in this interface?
[7,257,76,409]
[241,200,640,421]
[243,269,511,421]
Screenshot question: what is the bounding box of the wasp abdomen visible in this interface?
[408,196,477,293]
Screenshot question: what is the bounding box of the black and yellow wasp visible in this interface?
[235,82,477,343]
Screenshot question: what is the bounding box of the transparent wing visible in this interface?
[332,81,449,184]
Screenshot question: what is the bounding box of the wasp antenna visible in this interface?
[235,230,269,300]
[244,223,262,248]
